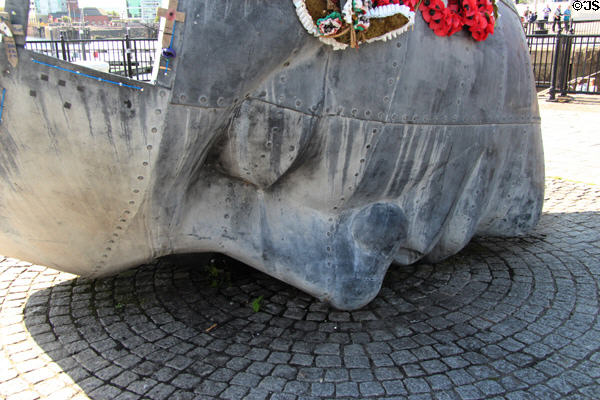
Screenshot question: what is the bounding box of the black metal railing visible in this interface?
[527,34,557,88]
[26,35,158,81]
[527,33,600,97]
[523,19,600,35]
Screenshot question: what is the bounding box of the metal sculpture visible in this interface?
[0,0,543,309]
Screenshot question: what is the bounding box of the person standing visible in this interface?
[563,6,572,33]
[543,4,551,21]
[553,5,562,32]
[529,11,537,23]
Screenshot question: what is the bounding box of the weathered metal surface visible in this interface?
[0,0,543,309]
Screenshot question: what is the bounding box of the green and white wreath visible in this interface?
[293,0,415,50]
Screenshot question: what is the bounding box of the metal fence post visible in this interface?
[125,34,133,78]
[60,33,68,61]
[559,34,574,96]
[54,38,60,59]
[548,31,562,101]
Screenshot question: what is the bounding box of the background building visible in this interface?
[140,0,160,22]
[126,0,159,21]
[126,0,141,18]
[34,0,67,15]
[66,0,79,14]
[80,7,110,25]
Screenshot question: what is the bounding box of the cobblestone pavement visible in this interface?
[539,95,600,185]
[1,101,600,399]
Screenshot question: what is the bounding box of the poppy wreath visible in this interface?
[404,0,496,41]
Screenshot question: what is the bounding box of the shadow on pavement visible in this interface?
[23,210,600,400]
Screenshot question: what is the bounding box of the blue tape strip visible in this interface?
[165,21,176,73]
[31,59,145,91]
[0,88,6,124]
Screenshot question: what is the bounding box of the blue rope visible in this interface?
[31,59,145,91]
[0,88,6,124]
[164,21,176,73]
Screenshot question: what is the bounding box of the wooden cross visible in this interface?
[0,21,18,67]
[157,0,186,48]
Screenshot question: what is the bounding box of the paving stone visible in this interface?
[336,381,359,397]
[404,377,430,394]
[402,363,426,377]
[284,381,310,395]
[359,381,385,397]
[344,355,370,368]
[127,378,158,395]
[246,361,275,376]
[349,368,374,382]
[514,368,548,385]
[245,347,270,361]
[267,352,292,364]
[314,343,340,355]
[270,393,297,400]
[500,375,528,392]
[374,367,403,381]
[447,369,476,386]
[165,355,194,371]
[421,360,449,374]
[455,384,483,400]
[220,385,249,400]
[425,374,453,390]
[243,388,270,400]
[310,382,334,397]
[170,373,202,390]
[527,384,562,400]
[316,355,342,368]
[258,376,287,392]
[89,384,123,399]
[196,380,227,396]
[383,379,408,395]
[209,368,237,383]
[226,357,252,372]
[229,371,261,388]
[546,377,575,395]
[475,379,505,396]
[290,354,313,367]
[145,383,176,400]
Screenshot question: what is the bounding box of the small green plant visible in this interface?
[251,296,264,312]
[205,258,231,288]
[115,302,124,310]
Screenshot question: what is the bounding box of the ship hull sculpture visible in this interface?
[0,0,543,310]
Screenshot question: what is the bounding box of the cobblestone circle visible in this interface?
[1,177,599,400]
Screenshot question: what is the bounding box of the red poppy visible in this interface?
[421,0,446,23]
[446,10,464,35]
[461,0,478,23]
[404,0,418,11]
[429,15,451,35]
[403,0,496,41]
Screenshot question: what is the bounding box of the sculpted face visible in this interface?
[0,0,542,309]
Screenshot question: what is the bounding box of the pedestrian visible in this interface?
[543,4,551,20]
[529,11,537,23]
[552,5,562,32]
[563,6,572,33]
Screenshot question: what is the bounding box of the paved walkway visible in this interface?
[539,95,600,185]
[1,97,599,400]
